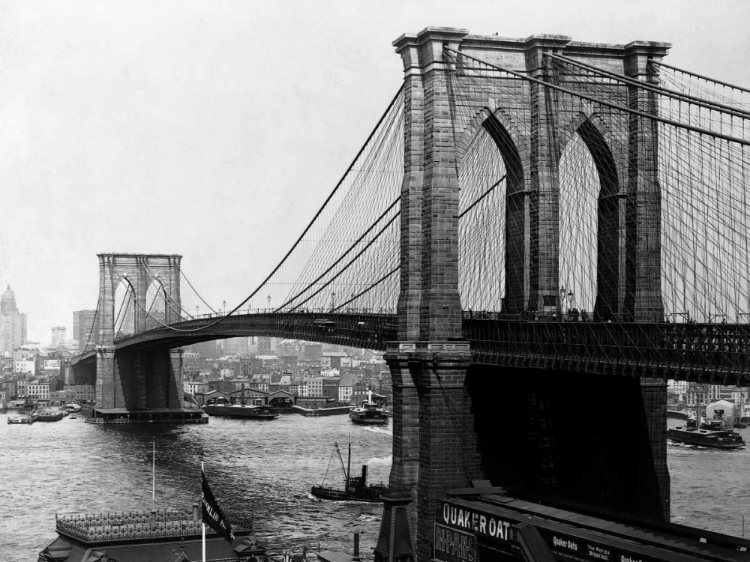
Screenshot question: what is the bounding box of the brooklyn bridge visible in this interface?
[70,28,750,561]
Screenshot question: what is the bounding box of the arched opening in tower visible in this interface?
[458,114,524,314]
[145,280,168,329]
[114,278,136,338]
[558,119,619,321]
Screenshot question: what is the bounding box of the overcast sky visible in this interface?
[1,0,748,342]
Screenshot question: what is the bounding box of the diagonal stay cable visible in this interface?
[180,268,218,314]
[82,298,100,353]
[276,196,400,311]
[330,267,400,313]
[456,174,506,219]
[287,213,400,312]
[156,84,405,333]
[140,260,191,320]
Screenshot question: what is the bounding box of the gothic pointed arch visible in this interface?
[558,113,624,320]
[113,276,136,339]
[145,279,168,329]
[457,107,528,313]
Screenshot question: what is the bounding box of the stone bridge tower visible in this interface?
[95,253,183,410]
[380,28,670,562]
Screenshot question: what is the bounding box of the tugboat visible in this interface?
[311,441,389,502]
[349,390,389,425]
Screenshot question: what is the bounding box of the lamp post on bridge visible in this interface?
[568,291,576,312]
[331,291,336,312]
[267,294,271,312]
[195,305,199,318]
[223,300,226,316]
[560,286,567,316]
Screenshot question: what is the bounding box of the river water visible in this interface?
[1,413,749,562]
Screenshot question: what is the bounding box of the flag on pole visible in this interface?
[201,467,235,544]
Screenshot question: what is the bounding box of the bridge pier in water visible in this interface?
[377,28,672,561]
[79,253,196,423]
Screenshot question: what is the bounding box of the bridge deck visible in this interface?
[73,312,750,384]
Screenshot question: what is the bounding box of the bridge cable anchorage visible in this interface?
[445,46,750,378]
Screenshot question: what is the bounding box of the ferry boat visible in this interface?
[667,417,745,449]
[349,391,389,425]
[311,441,389,502]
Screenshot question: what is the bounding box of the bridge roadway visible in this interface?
[72,312,750,384]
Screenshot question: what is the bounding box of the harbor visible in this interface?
[0,411,392,562]
[2,410,750,561]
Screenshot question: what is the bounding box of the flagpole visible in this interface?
[202,461,206,562]
[152,439,155,513]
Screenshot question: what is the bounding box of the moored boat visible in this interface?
[7,414,35,424]
[311,441,389,503]
[38,507,261,562]
[35,408,65,422]
[349,391,389,425]
[668,417,745,449]
[38,441,266,562]
[204,404,279,420]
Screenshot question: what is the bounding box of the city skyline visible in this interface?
[1,0,748,341]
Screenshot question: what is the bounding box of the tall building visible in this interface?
[51,326,66,347]
[0,286,27,354]
[258,337,273,353]
[73,310,97,353]
[222,337,250,357]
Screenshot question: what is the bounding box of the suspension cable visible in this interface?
[550,54,750,119]
[651,60,750,95]
[444,47,750,147]
[154,84,405,333]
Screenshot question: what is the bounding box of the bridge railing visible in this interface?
[463,318,750,382]
[180,307,398,321]
[116,311,399,352]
